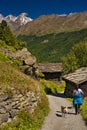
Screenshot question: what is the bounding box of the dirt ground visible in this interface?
[40,93,87,130]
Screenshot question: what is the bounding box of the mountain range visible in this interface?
[0,13,33,34]
[1,11,87,36]
[1,11,87,63]
[18,11,87,36]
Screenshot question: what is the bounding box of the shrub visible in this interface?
[40,79,65,94]
[81,98,87,125]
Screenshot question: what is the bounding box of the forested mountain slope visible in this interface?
[18,28,87,63]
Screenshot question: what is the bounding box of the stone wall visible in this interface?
[0,87,40,125]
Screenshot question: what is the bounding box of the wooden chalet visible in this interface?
[38,63,63,81]
[62,67,87,97]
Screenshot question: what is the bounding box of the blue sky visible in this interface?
[0,0,87,19]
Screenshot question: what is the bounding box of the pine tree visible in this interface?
[0,20,26,49]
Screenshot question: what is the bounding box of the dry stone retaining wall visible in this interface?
[0,88,40,125]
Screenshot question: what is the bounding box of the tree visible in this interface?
[61,42,87,74]
[0,20,26,50]
[0,20,17,46]
[71,42,87,67]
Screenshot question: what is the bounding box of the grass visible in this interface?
[66,98,73,102]
[0,60,39,94]
[40,79,66,94]
[0,57,87,129]
[81,98,87,125]
[0,49,87,129]
[0,51,13,64]
[0,78,65,130]
[0,50,23,69]
[0,63,49,129]
[0,53,50,130]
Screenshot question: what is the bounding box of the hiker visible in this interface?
[73,84,84,115]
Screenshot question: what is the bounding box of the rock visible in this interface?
[15,48,36,65]
[0,88,40,125]
[0,93,9,101]
[9,109,18,118]
[0,108,6,114]
[1,48,38,78]
[0,113,9,124]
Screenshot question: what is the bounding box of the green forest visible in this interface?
[18,28,87,63]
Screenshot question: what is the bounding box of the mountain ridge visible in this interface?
[0,13,33,25]
[1,11,87,36]
[0,13,33,33]
[16,11,87,36]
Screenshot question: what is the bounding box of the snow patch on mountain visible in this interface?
[5,15,17,22]
[15,13,32,25]
[0,14,4,23]
[0,13,33,25]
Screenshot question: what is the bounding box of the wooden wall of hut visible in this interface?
[43,72,61,81]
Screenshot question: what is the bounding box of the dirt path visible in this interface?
[40,93,87,130]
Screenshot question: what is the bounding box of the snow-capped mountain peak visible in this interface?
[16,13,33,25]
[5,15,17,22]
[0,13,33,25]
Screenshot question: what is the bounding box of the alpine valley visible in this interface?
[1,11,87,62]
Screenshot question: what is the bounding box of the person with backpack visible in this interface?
[73,84,84,115]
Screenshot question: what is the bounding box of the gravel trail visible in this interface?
[40,93,87,130]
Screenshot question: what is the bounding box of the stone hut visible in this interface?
[38,63,63,81]
[62,67,87,98]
